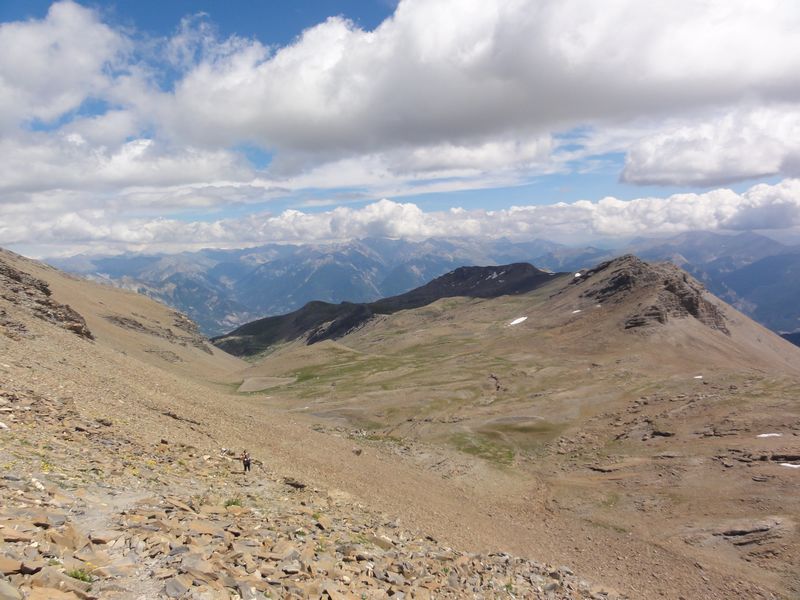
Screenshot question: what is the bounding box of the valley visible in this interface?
[1,248,799,599]
[4,3,800,599]
[225,256,800,598]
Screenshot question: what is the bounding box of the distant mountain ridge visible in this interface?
[212,263,558,356]
[782,332,800,348]
[47,231,800,337]
[48,238,601,336]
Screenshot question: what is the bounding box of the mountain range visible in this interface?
[213,262,556,355]
[3,245,800,598]
[48,231,800,343]
[216,251,800,597]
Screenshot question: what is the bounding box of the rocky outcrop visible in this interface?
[0,259,93,340]
[573,255,729,334]
[104,313,213,354]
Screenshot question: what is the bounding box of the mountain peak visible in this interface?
[389,262,554,303]
[572,254,729,333]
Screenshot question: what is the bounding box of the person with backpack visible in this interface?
[241,450,251,473]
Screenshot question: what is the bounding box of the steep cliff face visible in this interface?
[573,255,729,334]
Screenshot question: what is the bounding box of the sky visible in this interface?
[1,0,800,257]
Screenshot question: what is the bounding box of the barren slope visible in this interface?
[1,248,609,599]
[2,250,798,599]
[231,255,800,599]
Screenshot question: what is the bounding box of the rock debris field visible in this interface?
[0,386,612,599]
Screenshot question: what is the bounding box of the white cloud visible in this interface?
[0,1,125,131]
[0,133,251,194]
[155,0,800,163]
[3,0,800,256]
[622,105,800,186]
[5,179,800,257]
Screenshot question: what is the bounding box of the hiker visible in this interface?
[241,450,251,473]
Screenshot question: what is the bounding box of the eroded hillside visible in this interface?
[2,249,797,599]
[0,248,613,599]
[227,255,800,599]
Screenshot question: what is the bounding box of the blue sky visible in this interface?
[0,1,395,43]
[1,1,799,256]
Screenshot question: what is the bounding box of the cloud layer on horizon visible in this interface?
[2,0,800,254]
[6,179,800,258]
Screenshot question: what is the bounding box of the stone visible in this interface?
[27,589,80,600]
[188,520,222,536]
[316,515,333,531]
[0,530,33,543]
[89,529,123,544]
[270,540,300,561]
[281,560,302,574]
[324,584,347,600]
[0,580,22,600]
[164,574,192,598]
[366,534,394,550]
[0,558,23,575]
[28,569,91,600]
[20,558,45,575]
[165,497,196,513]
[236,580,260,600]
[72,546,111,567]
[284,477,306,490]
[47,524,83,551]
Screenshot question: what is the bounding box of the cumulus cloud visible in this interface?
[0,133,252,195]
[0,1,125,131]
[3,0,800,255]
[158,2,800,150]
[622,106,800,186]
[5,179,800,257]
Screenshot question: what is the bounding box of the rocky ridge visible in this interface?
[572,255,729,334]
[0,261,93,341]
[103,313,213,355]
[213,263,558,357]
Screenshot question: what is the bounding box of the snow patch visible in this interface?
[693,375,703,379]
[571,309,582,314]
[574,272,582,278]
[780,463,800,469]
[756,433,782,438]
[509,317,528,326]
